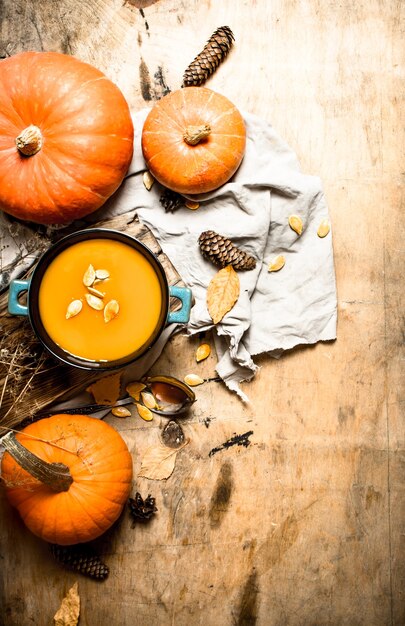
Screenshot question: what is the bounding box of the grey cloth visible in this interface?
[99,109,337,400]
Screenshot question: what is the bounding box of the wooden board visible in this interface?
[0,1,404,625]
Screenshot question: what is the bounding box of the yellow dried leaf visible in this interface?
[83,264,95,287]
[111,406,131,418]
[138,440,189,480]
[196,343,211,362]
[143,170,155,190]
[126,381,146,401]
[85,293,104,311]
[65,300,82,320]
[207,265,240,324]
[184,374,204,387]
[54,581,80,626]
[268,255,285,272]
[86,372,122,406]
[288,214,303,236]
[317,219,330,238]
[136,403,154,421]
[141,391,157,409]
[185,200,200,210]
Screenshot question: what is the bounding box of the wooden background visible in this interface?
[0,1,404,624]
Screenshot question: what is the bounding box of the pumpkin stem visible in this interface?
[183,124,211,146]
[15,125,43,156]
[2,432,73,492]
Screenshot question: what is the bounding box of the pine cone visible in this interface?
[160,189,183,213]
[182,26,235,87]
[50,544,109,581]
[198,230,256,271]
[129,493,157,524]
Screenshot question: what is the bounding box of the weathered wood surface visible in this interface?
[0,1,404,625]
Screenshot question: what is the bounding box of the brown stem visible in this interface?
[2,432,73,492]
[183,124,211,146]
[15,125,43,156]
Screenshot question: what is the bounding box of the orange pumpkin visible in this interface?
[141,87,246,194]
[1,414,133,545]
[0,51,134,224]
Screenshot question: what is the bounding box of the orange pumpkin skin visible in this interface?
[0,52,134,224]
[141,87,246,194]
[1,414,133,545]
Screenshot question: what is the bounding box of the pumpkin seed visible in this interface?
[104,299,119,323]
[112,406,131,418]
[196,343,211,362]
[288,215,303,236]
[66,299,82,320]
[143,170,155,191]
[317,219,330,238]
[136,403,154,421]
[268,255,285,272]
[95,269,110,280]
[87,286,105,298]
[85,293,104,311]
[126,381,146,401]
[141,391,157,409]
[83,264,96,287]
[185,200,200,210]
[184,374,204,387]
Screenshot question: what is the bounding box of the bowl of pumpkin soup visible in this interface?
[8,229,192,370]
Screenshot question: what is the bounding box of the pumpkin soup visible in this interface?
[38,239,163,362]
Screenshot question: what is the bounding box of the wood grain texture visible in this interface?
[0,1,404,625]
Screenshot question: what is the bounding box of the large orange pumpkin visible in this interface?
[141,87,246,194]
[0,51,134,224]
[1,414,133,545]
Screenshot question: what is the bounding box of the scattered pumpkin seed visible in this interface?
[104,299,119,322]
[141,391,158,409]
[66,299,82,320]
[85,293,104,311]
[196,343,211,362]
[95,269,110,280]
[268,255,285,272]
[112,406,131,418]
[288,215,303,236]
[83,264,96,287]
[87,286,105,298]
[136,403,154,421]
[184,374,204,387]
[143,170,155,191]
[317,219,330,238]
[185,200,200,210]
[126,381,146,401]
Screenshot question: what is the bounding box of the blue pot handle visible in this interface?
[8,279,30,316]
[167,286,192,324]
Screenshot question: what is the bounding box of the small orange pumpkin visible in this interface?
[1,414,133,545]
[0,51,134,224]
[141,87,246,195]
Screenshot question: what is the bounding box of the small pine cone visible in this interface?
[50,544,109,581]
[160,188,183,213]
[182,26,235,87]
[129,493,158,524]
[198,230,256,271]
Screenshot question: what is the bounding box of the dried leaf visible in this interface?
[195,343,211,362]
[185,200,200,210]
[54,582,80,626]
[126,381,146,401]
[207,265,240,324]
[65,300,82,320]
[141,391,157,409]
[138,440,189,480]
[86,372,122,406]
[143,170,155,190]
[83,264,95,287]
[288,214,303,236]
[111,406,131,418]
[136,403,154,421]
[95,269,110,280]
[184,374,204,387]
[85,293,104,311]
[268,255,285,272]
[317,219,330,238]
[104,299,119,323]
